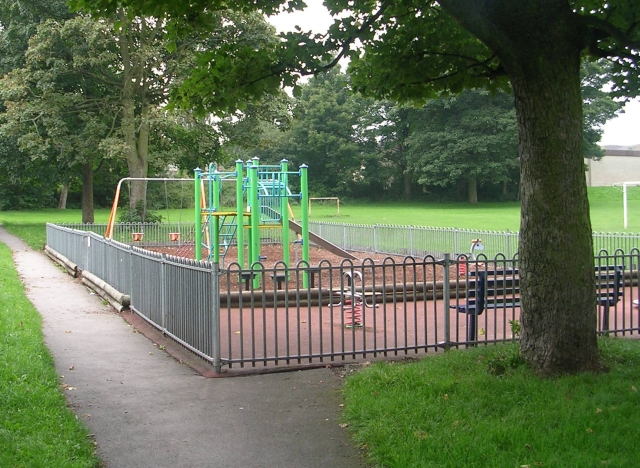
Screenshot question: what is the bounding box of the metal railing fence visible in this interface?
[59,222,640,259]
[46,223,640,373]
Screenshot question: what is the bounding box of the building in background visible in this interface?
[586,144,640,186]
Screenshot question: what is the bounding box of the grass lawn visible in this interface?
[0,242,100,467]
[299,187,640,232]
[342,339,640,468]
[1,187,640,249]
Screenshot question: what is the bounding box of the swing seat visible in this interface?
[131,232,144,241]
[169,232,181,242]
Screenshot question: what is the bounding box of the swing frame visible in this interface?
[105,177,194,240]
[165,179,185,242]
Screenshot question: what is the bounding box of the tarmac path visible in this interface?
[0,226,365,468]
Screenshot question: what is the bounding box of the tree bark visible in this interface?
[467,175,477,204]
[403,167,412,201]
[58,184,69,209]
[440,1,599,374]
[510,50,598,374]
[119,13,149,214]
[81,162,94,224]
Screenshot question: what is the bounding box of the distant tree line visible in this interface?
[0,1,621,217]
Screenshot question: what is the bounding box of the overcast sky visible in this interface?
[268,2,640,148]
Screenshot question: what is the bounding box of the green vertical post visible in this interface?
[280,159,290,268]
[249,164,260,266]
[249,163,261,288]
[300,164,310,287]
[235,159,245,268]
[207,163,215,262]
[195,168,202,261]
[212,168,221,263]
[246,159,254,267]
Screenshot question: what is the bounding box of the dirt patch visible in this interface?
[146,242,476,293]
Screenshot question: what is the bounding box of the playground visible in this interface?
[104,158,460,293]
[37,161,629,372]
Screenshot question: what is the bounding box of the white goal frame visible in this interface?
[308,197,340,216]
[613,181,640,229]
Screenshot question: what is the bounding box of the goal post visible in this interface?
[308,197,340,217]
[613,181,640,229]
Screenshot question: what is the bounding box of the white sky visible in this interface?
[268,2,640,148]
[600,99,640,147]
[268,0,333,34]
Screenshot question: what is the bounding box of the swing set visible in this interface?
[105,177,193,242]
[104,159,312,287]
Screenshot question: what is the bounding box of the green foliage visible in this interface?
[342,339,640,468]
[581,60,625,160]
[275,69,386,198]
[0,243,99,467]
[406,90,519,202]
[486,344,524,376]
[116,200,163,224]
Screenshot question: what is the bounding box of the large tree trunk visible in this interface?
[441,1,599,374]
[81,163,94,224]
[122,91,148,213]
[511,50,598,374]
[403,168,412,201]
[58,184,69,209]
[119,12,149,214]
[467,175,477,204]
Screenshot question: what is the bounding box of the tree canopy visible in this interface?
[67,0,640,374]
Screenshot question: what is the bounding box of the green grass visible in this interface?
[301,187,640,232]
[342,338,640,468]
[0,243,100,467]
[1,186,640,250]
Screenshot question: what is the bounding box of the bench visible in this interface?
[270,273,288,289]
[453,265,623,342]
[307,267,320,288]
[595,264,624,331]
[239,271,258,291]
[453,269,520,342]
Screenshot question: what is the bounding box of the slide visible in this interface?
[288,220,358,260]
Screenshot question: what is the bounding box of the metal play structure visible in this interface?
[195,158,310,278]
[105,177,194,241]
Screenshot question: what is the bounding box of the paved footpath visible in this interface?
[0,226,365,468]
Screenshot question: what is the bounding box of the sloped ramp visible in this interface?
[288,220,358,260]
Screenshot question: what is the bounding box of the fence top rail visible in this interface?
[50,222,640,237]
[308,221,640,238]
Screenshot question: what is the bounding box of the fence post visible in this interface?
[454,229,459,255]
[343,223,347,249]
[409,226,413,256]
[373,225,378,253]
[211,262,222,374]
[83,232,90,273]
[443,253,451,348]
[161,254,166,330]
[129,243,134,311]
[505,229,511,259]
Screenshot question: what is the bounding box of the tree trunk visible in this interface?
[58,184,69,209]
[119,13,148,214]
[403,168,412,201]
[122,92,147,213]
[440,1,599,374]
[467,176,477,204]
[511,55,598,374]
[81,163,94,224]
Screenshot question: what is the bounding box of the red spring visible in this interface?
[345,301,362,328]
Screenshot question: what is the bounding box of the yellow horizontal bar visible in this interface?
[201,211,250,217]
